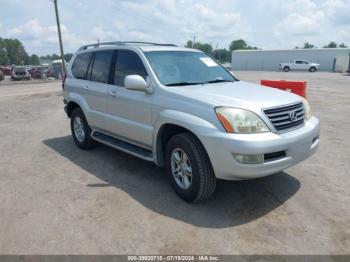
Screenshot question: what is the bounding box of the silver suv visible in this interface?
[63,41,320,202]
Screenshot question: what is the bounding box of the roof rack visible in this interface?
[78,41,177,50]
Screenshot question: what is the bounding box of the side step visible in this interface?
[91,131,153,161]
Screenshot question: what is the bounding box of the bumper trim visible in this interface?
[201,116,320,180]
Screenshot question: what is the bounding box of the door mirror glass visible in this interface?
[124,75,149,92]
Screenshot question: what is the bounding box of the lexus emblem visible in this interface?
[289,111,297,121]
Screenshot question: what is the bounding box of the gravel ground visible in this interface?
[0,72,349,254]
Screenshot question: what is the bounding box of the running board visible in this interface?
[91,131,153,161]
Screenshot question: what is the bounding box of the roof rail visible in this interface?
[78,41,177,50]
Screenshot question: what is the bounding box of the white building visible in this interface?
[231,48,350,72]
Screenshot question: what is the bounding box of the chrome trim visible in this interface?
[263,102,305,133]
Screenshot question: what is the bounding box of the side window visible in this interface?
[114,50,147,87]
[90,50,114,84]
[71,52,92,79]
[295,61,302,64]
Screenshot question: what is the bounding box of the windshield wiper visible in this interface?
[205,79,234,84]
[165,82,203,86]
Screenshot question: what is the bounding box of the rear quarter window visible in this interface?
[71,52,92,79]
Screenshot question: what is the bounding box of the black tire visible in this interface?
[309,67,316,72]
[284,66,290,72]
[70,108,97,149]
[165,133,216,203]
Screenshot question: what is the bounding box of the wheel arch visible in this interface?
[66,101,81,117]
[153,110,218,167]
[65,92,90,118]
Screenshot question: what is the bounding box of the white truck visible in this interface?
[279,60,320,72]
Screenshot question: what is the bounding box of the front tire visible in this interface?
[165,133,216,203]
[284,66,290,72]
[309,67,316,72]
[70,108,97,149]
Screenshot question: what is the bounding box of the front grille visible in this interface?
[263,102,305,132]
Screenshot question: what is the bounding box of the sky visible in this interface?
[0,0,349,55]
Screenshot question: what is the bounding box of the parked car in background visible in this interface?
[0,68,4,81]
[11,66,31,80]
[280,60,320,72]
[63,41,320,202]
[45,67,54,78]
[0,65,13,76]
[221,62,231,71]
[29,66,48,79]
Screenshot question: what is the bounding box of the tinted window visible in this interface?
[90,51,113,83]
[72,53,92,79]
[295,61,302,64]
[114,50,147,86]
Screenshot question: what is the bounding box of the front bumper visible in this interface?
[201,116,320,180]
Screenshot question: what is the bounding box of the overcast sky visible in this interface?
[0,0,349,55]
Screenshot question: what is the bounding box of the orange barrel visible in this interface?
[261,80,307,99]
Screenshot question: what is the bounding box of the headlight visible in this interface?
[301,98,311,120]
[215,107,270,133]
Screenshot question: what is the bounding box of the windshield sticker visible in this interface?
[200,57,218,67]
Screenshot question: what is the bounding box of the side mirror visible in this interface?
[124,75,151,93]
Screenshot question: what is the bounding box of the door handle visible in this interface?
[110,89,117,97]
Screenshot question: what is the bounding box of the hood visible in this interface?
[166,81,302,111]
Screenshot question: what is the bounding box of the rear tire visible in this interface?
[165,133,216,203]
[309,67,316,72]
[284,66,290,72]
[70,108,97,149]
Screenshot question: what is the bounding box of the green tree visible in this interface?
[191,42,213,55]
[29,54,40,65]
[229,39,257,51]
[1,38,29,65]
[0,48,10,65]
[0,38,10,65]
[339,43,348,48]
[64,53,73,62]
[185,40,193,48]
[40,54,60,61]
[303,42,315,49]
[323,41,337,48]
[212,49,231,63]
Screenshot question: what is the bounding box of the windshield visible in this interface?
[144,51,236,86]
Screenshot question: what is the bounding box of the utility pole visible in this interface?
[193,36,196,46]
[53,0,66,74]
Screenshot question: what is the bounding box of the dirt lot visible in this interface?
[0,72,349,254]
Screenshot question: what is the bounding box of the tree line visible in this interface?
[185,39,258,63]
[186,39,349,63]
[0,37,73,66]
[1,36,349,66]
[296,41,348,49]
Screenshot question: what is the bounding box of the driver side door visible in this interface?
[104,50,153,149]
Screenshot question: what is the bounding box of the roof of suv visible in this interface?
[77,41,200,53]
[137,45,199,52]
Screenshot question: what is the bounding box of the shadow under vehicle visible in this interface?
[43,135,301,228]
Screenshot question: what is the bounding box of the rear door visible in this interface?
[105,49,153,148]
[85,50,115,130]
[70,52,94,123]
[70,50,114,130]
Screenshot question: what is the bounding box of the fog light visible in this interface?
[234,154,264,164]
